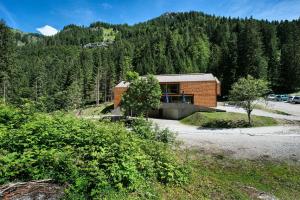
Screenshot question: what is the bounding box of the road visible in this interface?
[151,102,300,161]
[263,100,300,116]
[217,101,300,121]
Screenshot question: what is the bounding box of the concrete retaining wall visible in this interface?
[150,103,223,120]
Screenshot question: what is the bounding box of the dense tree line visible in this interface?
[1,12,300,111]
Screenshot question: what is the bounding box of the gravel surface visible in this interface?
[263,100,300,116]
[217,104,300,121]
[151,118,300,161]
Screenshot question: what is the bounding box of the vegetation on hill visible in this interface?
[0,103,187,198]
[181,112,279,128]
[1,12,300,110]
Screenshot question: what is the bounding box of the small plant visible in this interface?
[131,117,176,144]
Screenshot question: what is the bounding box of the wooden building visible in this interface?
[114,73,221,109]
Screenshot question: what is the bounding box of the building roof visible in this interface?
[154,73,217,83]
[115,81,130,88]
[115,73,218,88]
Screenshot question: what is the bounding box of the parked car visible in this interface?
[267,94,276,101]
[291,96,300,104]
[276,94,289,101]
[288,96,295,103]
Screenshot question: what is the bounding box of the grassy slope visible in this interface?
[291,90,300,96]
[181,112,279,127]
[72,102,114,117]
[155,150,300,200]
[102,27,116,41]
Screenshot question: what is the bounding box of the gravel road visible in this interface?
[151,118,300,161]
[217,103,300,121]
[264,100,300,116]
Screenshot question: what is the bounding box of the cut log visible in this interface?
[0,180,66,200]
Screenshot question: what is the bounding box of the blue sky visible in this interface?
[0,0,300,34]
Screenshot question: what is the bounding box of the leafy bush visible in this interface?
[131,117,176,144]
[0,104,187,198]
[202,119,249,128]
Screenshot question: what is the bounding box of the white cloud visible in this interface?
[101,3,112,9]
[36,25,58,36]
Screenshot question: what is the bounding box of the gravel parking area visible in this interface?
[264,100,300,116]
[151,118,300,161]
[217,102,300,121]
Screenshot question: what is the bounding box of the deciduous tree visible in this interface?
[122,72,161,117]
[229,76,269,126]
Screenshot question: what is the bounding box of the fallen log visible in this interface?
[0,179,66,200]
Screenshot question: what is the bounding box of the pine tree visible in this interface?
[0,20,14,103]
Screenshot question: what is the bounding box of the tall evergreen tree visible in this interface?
[0,20,15,103]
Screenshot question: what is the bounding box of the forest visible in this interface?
[1,11,300,111]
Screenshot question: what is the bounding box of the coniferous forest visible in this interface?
[1,11,300,111]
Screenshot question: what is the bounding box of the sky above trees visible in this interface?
[0,0,300,35]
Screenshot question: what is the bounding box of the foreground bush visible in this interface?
[0,104,187,198]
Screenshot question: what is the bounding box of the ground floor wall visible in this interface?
[149,103,220,119]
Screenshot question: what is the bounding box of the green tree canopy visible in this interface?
[229,75,269,125]
[122,73,161,117]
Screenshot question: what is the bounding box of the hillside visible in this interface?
[1,11,300,110]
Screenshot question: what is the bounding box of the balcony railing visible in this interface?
[161,94,194,104]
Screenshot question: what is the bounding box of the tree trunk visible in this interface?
[35,79,38,101]
[247,110,252,126]
[95,68,100,106]
[3,81,6,103]
[104,76,107,103]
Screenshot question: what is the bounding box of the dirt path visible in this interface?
[151,118,300,161]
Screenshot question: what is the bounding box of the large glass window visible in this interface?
[160,84,179,94]
[160,95,194,104]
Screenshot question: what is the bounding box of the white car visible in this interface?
[288,96,295,103]
[291,96,300,104]
[267,94,276,101]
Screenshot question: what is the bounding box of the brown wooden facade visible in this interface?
[114,75,221,108]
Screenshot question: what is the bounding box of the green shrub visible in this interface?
[203,119,249,128]
[131,117,176,144]
[0,104,187,198]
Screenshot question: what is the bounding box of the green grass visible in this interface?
[102,27,116,42]
[181,112,279,128]
[154,150,300,200]
[72,102,114,117]
[102,150,300,199]
[291,90,300,96]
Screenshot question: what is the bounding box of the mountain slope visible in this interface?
[1,11,300,110]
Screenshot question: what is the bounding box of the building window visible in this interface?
[160,84,179,94]
[160,94,194,104]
